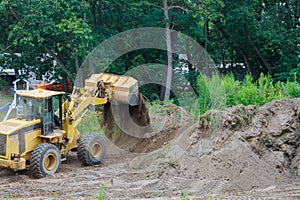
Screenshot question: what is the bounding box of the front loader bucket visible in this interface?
[85,73,139,106]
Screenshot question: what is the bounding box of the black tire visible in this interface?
[30,143,61,178]
[78,133,106,165]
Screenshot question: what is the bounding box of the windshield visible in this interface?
[17,96,43,121]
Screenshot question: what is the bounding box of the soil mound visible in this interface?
[196,98,300,177]
[102,93,156,152]
[102,94,192,153]
[103,93,151,135]
[127,98,300,197]
[243,98,300,176]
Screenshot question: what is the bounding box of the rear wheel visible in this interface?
[78,133,106,165]
[30,143,61,178]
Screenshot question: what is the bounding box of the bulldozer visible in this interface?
[0,73,139,178]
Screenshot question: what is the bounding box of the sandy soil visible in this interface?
[1,99,300,199]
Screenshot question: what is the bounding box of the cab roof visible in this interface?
[17,89,65,99]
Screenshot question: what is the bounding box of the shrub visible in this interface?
[0,78,6,87]
[284,76,300,98]
[196,73,300,115]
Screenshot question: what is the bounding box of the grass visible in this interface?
[208,194,214,200]
[77,110,104,135]
[186,73,300,118]
[181,190,190,200]
[0,89,14,120]
[97,183,106,200]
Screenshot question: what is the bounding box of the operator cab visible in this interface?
[17,89,65,135]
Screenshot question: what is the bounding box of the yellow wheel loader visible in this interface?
[0,73,139,178]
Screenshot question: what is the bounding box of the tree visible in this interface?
[0,0,93,88]
[209,0,299,81]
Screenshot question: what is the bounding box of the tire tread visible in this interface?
[78,132,106,166]
[30,143,60,178]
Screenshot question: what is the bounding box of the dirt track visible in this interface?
[1,99,300,199]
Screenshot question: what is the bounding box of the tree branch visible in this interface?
[9,6,20,21]
[147,3,163,9]
[248,35,272,75]
[168,6,188,13]
[44,46,73,78]
[0,45,12,54]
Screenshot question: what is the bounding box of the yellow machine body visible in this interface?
[0,73,139,172]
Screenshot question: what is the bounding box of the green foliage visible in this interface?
[283,81,300,98]
[0,0,298,114]
[191,73,226,116]
[207,0,299,81]
[181,190,190,200]
[197,73,300,115]
[208,194,214,200]
[0,78,6,86]
[226,73,280,106]
[196,75,212,115]
[222,73,240,106]
[237,75,259,105]
[77,110,103,135]
[97,183,106,200]
[1,0,93,81]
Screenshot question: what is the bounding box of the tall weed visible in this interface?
[284,76,300,98]
[195,73,300,114]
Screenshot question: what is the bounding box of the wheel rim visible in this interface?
[44,153,57,171]
[90,142,102,158]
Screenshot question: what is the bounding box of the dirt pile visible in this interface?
[103,93,151,135]
[125,98,300,197]
[102,93,153,152]
[102,94,193,153]
[132,103,192,153]
[196,98,300,177]
[85,98,300,197]
[243,99,300,176]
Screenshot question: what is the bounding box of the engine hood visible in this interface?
[0,118,41,135]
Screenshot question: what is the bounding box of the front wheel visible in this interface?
[77,133,106,165]
[30,143,61,178]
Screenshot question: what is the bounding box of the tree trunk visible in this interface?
[186,38,194,71]
[238,48,251,75]
[248,35,272,75]
[204,19,209,49]
[230,47,234,68]
[62,75,68,92]
[161,0,173,101]
[74,54,80,73]
[217,21,225,67]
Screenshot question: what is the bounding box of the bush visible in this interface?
[197,75,212,115]
[0,78,6,87]
[194,73,226,116]
[283,74,300,98]
[196,73,300,115]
